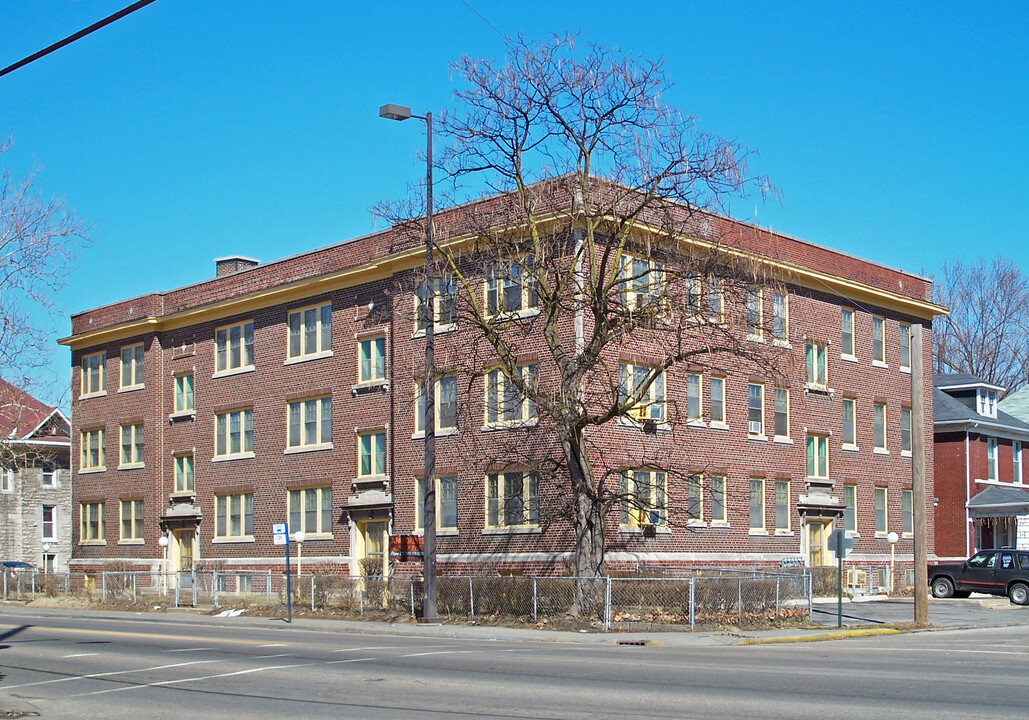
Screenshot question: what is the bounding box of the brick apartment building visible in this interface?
[60,181,944,584]
[934,373,1029,560]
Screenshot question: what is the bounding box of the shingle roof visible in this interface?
[967,484,1029,518]
[933,387,1029,435]
[999,386,1029,425]
[934,372,1005,390]
[0,379,68,442]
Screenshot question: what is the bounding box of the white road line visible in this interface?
[2,659,222,691]
[400,650,492,658]
[166,647,213,653]
[252,653,294,659]
[62,653,98,658]
[74,662,317,697]
[329,644,456,654]
[256,643,288,648]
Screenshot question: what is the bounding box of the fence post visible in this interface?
[311,576,315,612]
[689,576,695,630]
[266,570,272,607]
[359,587,364,615]
[192,573,197,606]
[102,572,107,602]
[775,577,780,620]
[604,577,612,632]
[31,573,35,600]
[3,571,6,600]
[132,573,137,603]
[213,570,220,607]
[737,577,742,624]
[174,576,180,607]
[469,577,475,617]
[807,572,813,622]
[533,578,538,623]
[410,578,415,616]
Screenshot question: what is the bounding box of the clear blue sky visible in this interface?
[2,1,1027,406]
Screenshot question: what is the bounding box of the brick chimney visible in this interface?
[214,255,260,277]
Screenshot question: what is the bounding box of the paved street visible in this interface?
[1,605,1028,719]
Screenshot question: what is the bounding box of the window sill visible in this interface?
[685,419,706,428]
[118,539,145,545]
[709,521,730,528]
[295,533,333,541]
[748,335,765,343]
[619,526,672,535]
[169,411,196,422]
[78,467,107,475]
[212,537,255,544]
[709,422,729,431]
[804,384,833,396]
[687,520,707,528]
[480,419,539,432]
[412,323,458,339]
[117,385,145,394]
[872,360,888,369]
[901,450,912,458]
[873,448,890,456]
[842,444,860,452]
[78,540,107,546]
[840,354,858,364]
[412,428,460,439]
[773,340,792,349]
[212,452,256,462]
[749,530,769,536]
[79,391,108,400]
[170,491,195,501]
[284,350,333,366]
[412,529,459,537]
[618,418,670,431]
[354,474,389,485]
[847,532,861,538]
[774,530,795,537]
[874,532,889,539]
[352,379,389,393]
[900,366,912,374]
[117,463,145,471]
[212,366,255,380]
[487,308,541,322]
[773,436,793,445]
[483,526,541,535]
[748,434,768,442]
[284,444,334,455]
[806,475,830,483]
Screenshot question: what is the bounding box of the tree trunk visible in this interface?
[561,426,606,617]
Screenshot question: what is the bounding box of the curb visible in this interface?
[737,628,902,645]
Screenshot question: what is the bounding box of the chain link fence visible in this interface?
[2,568,815,630]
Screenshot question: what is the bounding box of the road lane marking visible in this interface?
[74,662,317,697]
[257,643,287,648]
[330,644,456,654]
[0,622,297,648]
[2,659,223,691]
[166,647,214,653]
[62,653,98,658]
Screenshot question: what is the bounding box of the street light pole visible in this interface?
[379,103,438,622]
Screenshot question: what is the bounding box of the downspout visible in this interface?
[965,429,971,554]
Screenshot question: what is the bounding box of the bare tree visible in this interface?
[383,36,779,611]
[933,257,1029,393]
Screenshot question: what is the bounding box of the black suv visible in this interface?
[929,549,1029,605]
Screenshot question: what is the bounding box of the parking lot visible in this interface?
[812,594,1029,628]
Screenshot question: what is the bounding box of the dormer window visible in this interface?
[977,389,998,418]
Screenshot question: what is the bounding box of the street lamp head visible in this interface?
[294,530,305,544]
[158,536,169,547]
[379,103,412,121]
[887,531,899,544]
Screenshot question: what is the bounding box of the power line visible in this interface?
[0,0,159,80]
[459,0,508,42]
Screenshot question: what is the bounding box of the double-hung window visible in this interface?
[902,490,913,536]
[215,320,254,373]
[708,276,723,323]
[358,336,386,383]
[773,388,789,438]
[746,286,763,339]
[80,428,105,471]
[987,437,998,481]
[288,303,332,360]
[806,342,827,388]
[1015,441,1023,484]
[840,309,855,358]
[775,480,790,531]
[287,396,332,450]
[486,470,539,528]
[174,454,194,493]
[842,398,857,447]
[710,475,727,523]
[120,499,143,541]
[416,376,459,432]
[415,275,458,332]
[41,461,55,487]
[874,403,887,451]
[620,469,666,527]
[80,351,106,396]
[843,485,857,534]
[901,407,912,454]
[174,373,194,413]
[685,273,703,319]
[872,316,886,364]
[288,487,333,536]
[977,389,998,418]
[747,383,764,436]
[119,423,144,467]
[686,474,703,521]
[1,466,13,492]
[487,258,538,316]
[42,505,56,540]
[619,255,664,313]
[807,435,829,479]
[416,476,458,531]
[772,290,788,342]
[874,487,887,535]
[215,408,254,458]
[485,365,537,426]
[709,377,725,425]
[899,324,911,371]
[120,343,144,389]
[686,373,702,422]
[749,479,765,531]
[358,431,386,477]
[80,501,105,542]
[619,362,665,422]
[215,492,253,539]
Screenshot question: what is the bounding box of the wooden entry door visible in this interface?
[174,529,195,589]
[807,520,831,567]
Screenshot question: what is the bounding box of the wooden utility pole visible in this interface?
[912,323,929,626]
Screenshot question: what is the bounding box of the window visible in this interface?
[747,383,764,436]
[120,499,143,541]
[358,336,386,383]
[987,436,998,481]
[902,489,913,536]
[843,485,857,534]
[620,469,666,527]
[287,303,332,360]
[174,454,194,493]
[746,286,762,339]
[119,423,144,466]
[120,343,144,389]
[485,365,537,426]
[874,403,887,451]
[899,324,911,371]
[807,435,829,479]
[708,276,723,323]
[80,351,106,396]
[1015,441,1023,484]
[415,275,458,331]
[874,487,887,534]
[215,320,254,373]
[772,290,788,342]
[686,474,702,521]
[840,309,855,358]
[80,428,105,471]
[901,407,912,454]
[215,408,254,458]
[487,258,538,315]
[416,476,458,531]
[710,377,725,425]
[416,375,460,432]
[41,554,55,574]
[775,480,790,531]
[749,478,765,531]
[358,431,386,477]
[80,501,105,542]
[41,461,55,487]
[215,492,254,539]
[686,374,702,422]
[842,398,857,447]
[42,505,56,540]
[1,466,12,492]
[977,389,998,418]
[774,388,789,438]
[619,255,664,312]
[174,373,194,413]
[287,396,332,450]
[685,273,703,319]
[487,470,539,528]
[619,362,665,422]
[710,475,727,523]
[806,342,827,387]
[872,316,885,364]
[288,486,333,536]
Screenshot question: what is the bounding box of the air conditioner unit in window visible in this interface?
[749,421,762,435]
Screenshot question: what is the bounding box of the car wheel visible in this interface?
[1009,582,1029,606]
[931,577,955,598]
